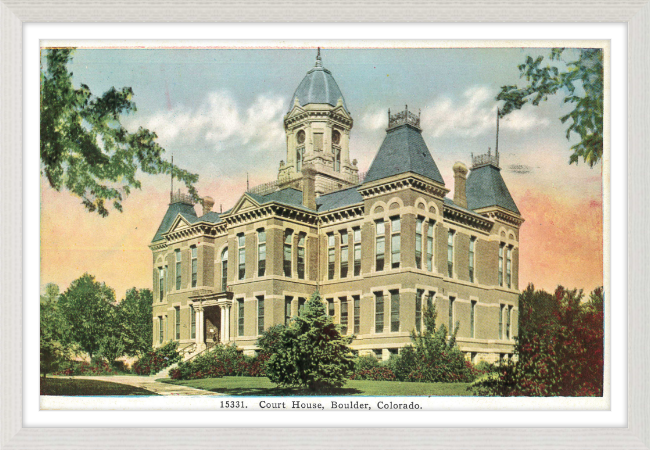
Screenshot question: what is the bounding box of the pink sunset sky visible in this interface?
[40,47,604,301]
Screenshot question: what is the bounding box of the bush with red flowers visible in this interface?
[132,341,181,375]
[169,343,268,380]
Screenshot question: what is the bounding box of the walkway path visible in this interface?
[59,375,221,396]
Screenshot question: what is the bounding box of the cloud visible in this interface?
[127,91,286,154]
[412,86,550,138]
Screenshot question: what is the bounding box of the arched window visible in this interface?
[221,248,228,291]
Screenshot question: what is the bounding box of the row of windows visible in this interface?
[157,246,199,301]
[328,228,362,280]
[157,306,198,343]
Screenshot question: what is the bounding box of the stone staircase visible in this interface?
[152,343,214,378]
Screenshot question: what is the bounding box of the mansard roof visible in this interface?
[466,164,520,215]
[363,124,445,186]
[151,201,198,243]
[316,186,363,212]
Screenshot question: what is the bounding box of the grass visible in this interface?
[160,376,472,396]
[41,377,159,396]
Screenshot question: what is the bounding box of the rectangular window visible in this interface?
[221,249,228,291]
[158,267,164,301]
[469,237,476,283]
[391,217,401,269]
[334,148,341,172]
[285,296,293,325]
[426,291,435,312]
[340,231,349,278]
[163,266,167,295]
[340,298,348,335]
[498,243,505,286]
[314,133,323,152]
[191,246,198,288]
[448,297,455,333]
[427,220,434,271]
[298,297,306,316]
[375,221,385,271]
[175,306,180,340]
[284,230,293,277]
[238,298,245,337]
[327,233,335,279]
[327,298,335,317]
[499,304,504,339]
[297,233,306,280]
[159,316,164,344]
[257,296,265,335]
[506,246,512,288]
[415,218,423,269]
[390,290,400,332]
[353,295,360,334]
[447,230,454,278]
[175,249,182,290]
[470,300,477,338]
[238,234,246,280]
[507,305,513,339]
[353,228,361,276]
[375,292,384,333]
[190,305,196,339]
[258,230,266,277]
[415,289,423,332]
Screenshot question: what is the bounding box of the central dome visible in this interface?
[289,49,349,113]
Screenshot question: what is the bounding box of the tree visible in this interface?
[257,291,355,391]
[40,48,199,217]
[58,273,118,360]
[40,283,76,377]
[389,303,474,383]
[116,288,153,357]
[497,48,603,167]
[473,284,604,396]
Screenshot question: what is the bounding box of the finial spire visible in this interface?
[495,107,500,163]
[315,47,322,68]
[170,154,174,202]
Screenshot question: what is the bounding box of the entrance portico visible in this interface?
[189,289,233,351]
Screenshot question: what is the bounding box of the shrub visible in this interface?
[53,359,118,376]
[258,291,355,391]
[132,341,181,375]
[169,343,267,380]
[353,354,381,373]
[350,366,397,381]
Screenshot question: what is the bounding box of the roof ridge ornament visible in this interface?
[315,47,322,68]
[387,105,421,130]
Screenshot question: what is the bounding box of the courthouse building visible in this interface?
[149,50,524,362]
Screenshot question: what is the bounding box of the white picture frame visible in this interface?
[1,2,645,448]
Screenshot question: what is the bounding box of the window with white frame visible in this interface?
[158,316,164,344]
[469,237,476,283]
[221,248,228,291]
[328,233,335,280]
[498,243,505,286]
[427,220,435,272]
[375,220,385,271]
[175,249,182,290]
[257,296,265,335]
[190,305,196,339]
[284,230,293,277]
[258,229,266,277]
[415,217,423,269]
[353,227,361,276]
[353,295,360,334]
[506,246,513,288]
[499,304,504,339]
[415,289,424,332]
[238,234,246,280]
[447,230,455,278]
[391,217,401,269]
[175,306,181,340]
[340,297,348,334]
[340,230,349,278]
[375,292,384,333]
[297,233,306,280]
[158,267,164,301]
[191,246,198,288]
[238,298,245,336]
[390,290,400,332]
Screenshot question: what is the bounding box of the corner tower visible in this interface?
[279,48,359,195]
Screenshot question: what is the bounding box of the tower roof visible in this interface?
[289,49,349,113]
[466,164,520,215]
[363,109,444,185]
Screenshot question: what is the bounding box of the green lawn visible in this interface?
[41,377,159,396]
[160,376,472,396]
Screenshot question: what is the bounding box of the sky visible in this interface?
[40,46,604,301]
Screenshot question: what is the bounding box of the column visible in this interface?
[195,308,201,346]
[219,306,225,343]
[198,308,205,349]
[225,306,231,343]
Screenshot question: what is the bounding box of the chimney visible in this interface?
[453,162,468,208]
[301,167,317,210]
[201,196,215,215]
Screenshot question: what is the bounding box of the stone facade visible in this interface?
[149,51,524,363]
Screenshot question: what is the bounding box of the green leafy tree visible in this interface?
[473,284,604,396]
[40,283,76,377]
[40,48,199,216]
[116,288,153,357]
[389,303,474,383]
[58,273,118,360]
[257,292,355,391]
[497,48,603,166]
